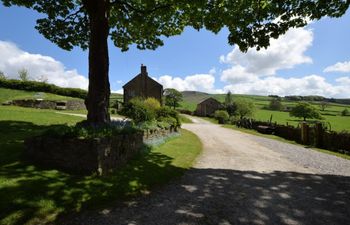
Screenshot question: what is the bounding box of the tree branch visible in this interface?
[62,6,84,22]
[110,0,172,14]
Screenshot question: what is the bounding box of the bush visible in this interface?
[144,97,161,111]
[119,98,156,123]
[269,98,283,111]
[229,116,240,125]
[156,107,181,127]
[119,98,180,128]
[214,110,229,124]
[0,79,87,99]
[341,108,350,116]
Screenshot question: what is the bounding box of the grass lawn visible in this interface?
[0,106,202,225]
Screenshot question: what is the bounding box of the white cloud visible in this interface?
[223,74,350,98]
[0,40,88,89]
[156,73,222,93]
[220,65,258,84]
[336,76,350,85]
[220,27,313,76]
[218,27,350,97]
[209,67,216,74]
[324,61,350,73]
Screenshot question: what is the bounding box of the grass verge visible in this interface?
[179,114,193,124]
[0,106,202,225]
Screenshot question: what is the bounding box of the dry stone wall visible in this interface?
[10,99,85,110]
[25,127,179,175]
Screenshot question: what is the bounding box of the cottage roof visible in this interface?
[123,65,162,89]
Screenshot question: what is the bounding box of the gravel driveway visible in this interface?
[60,117,350,225]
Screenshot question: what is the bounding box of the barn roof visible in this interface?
[198,97,221,105]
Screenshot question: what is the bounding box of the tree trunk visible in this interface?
[84,0,110,125]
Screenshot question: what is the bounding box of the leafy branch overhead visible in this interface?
[2,0,349,52]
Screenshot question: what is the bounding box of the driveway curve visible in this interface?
[60,116,350,225]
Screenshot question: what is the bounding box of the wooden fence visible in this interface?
[236,119,349,155]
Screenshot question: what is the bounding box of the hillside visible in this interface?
[180,91,272,111]
[0,87,81,103]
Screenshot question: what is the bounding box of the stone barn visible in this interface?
[123,65,163,104]
[195,97,222,117]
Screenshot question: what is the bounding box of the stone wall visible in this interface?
[11,99,85,110]
[25,131,144,175]
[25,127,179,175]
[65,100,86,110]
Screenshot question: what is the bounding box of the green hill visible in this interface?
[0,88,81,103]
[180,91,272,111]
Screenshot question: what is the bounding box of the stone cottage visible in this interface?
[123,65,163,104]
[195,97,223,117]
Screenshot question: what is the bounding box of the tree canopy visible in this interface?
[3,1,348,52]
[290,102,323,121]
[164,88,183,109]
[235,99,256,119]
[2,0,349,124]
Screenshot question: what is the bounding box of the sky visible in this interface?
[0,4,350,98]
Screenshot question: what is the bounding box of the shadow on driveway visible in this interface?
[61,168,350,225]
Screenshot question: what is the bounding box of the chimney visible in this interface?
[141,64,147,76]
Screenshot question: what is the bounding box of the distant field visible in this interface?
[180,91,350,132]
[0,87,80,102]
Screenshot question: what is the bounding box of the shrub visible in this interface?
[341,108,350,116]
[226,103,237,116]
[229,116,240,125]
[269,98,283,111]
[156,107,181,127]
[119,98,156,123]
[120,97,181,128]
[143,97,161,111]
[214,110,229,124]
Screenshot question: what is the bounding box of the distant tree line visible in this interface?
[284,95,350,105]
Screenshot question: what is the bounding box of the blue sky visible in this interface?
[0,4,349,97]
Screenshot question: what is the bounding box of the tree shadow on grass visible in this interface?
[0,120,186,225]
[62,169,350,225]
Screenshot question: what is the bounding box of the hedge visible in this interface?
[0,79,87,99]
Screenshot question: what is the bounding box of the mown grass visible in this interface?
[0,88,80,102]
[0,106,202,225]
